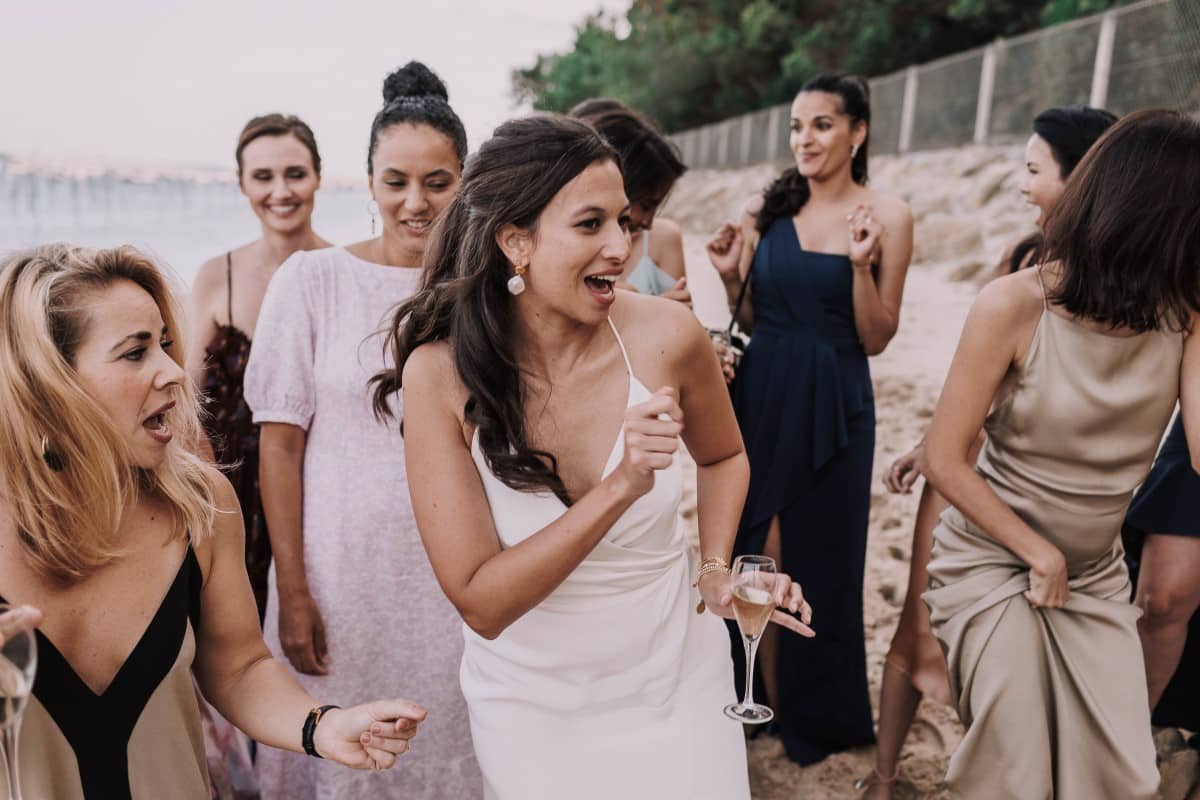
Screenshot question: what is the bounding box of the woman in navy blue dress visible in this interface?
[1123,414,1200,740]
[707,74,913,765]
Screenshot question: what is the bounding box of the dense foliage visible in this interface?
[513,0,1127,132]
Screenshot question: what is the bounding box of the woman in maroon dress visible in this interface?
[186,114,330,620]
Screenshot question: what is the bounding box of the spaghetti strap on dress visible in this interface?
[924,288,1181,798]
[461,317,750,799]
[200,252,271,621]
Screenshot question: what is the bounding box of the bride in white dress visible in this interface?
[373,114,814,800]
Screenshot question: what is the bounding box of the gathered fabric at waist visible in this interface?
[461,548,691,711]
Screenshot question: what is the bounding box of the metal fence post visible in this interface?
[740,113,754,166]
[974,42,999,145]
[1090,10,1118,108]
[899,66,919,153]
[766,105,784,161]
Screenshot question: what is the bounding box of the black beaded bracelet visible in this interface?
[302,704,340,758]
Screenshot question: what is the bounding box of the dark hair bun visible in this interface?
[382,61,449,105]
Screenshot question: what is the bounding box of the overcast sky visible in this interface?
[3,0,629,179]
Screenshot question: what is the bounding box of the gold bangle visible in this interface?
[692,556,730,587]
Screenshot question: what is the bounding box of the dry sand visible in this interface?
[666,151,1199,799]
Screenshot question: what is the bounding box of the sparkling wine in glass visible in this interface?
[0,605,37,800]
[724,555,777,724]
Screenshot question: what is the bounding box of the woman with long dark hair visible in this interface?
[245,62,480,798]
[374,114,812,798]
[705,73,913,764]
[859,104,1117,798]
[922,109,1200,798]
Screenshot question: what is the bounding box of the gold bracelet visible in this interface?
[693,556,730,586]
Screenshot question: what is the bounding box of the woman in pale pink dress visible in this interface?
[245,62,481,799]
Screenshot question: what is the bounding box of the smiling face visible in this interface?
[790,91,866,181]
[370,123,462,265]
[239,134,321,236]
[70,280,185,469]
[1018,133,1067,227]
[508,159,631,325]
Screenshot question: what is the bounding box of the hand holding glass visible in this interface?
[0,604,37,800]
[724,556,778,724]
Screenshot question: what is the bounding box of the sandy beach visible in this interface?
[667,149,1199,799]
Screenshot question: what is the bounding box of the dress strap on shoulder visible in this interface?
[642,231,651,258]
[224,251,234,327]
[1035,266,1049,310]
[607,317,634,377]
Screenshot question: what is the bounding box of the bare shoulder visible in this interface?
[190,462,241,580]
[614,290,706,359]
[741,193,765,218]
[972,266,1044,327]
[403,341,467,412]
[865,189,912,229]
[191,254,228,302]
[650,218,683,245]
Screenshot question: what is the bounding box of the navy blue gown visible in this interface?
[1123,413,1200,733]
[728,216,876,764]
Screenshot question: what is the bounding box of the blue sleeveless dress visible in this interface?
[1123,413,1200,732]
[728,216,876,764]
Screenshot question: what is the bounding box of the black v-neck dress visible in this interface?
[3,548,210,799]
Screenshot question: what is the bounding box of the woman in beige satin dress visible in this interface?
[921,109,1200,800]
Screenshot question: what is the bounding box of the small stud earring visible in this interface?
[507,264,527,296]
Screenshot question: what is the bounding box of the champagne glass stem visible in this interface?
[741,633,758,709]
[1,721,22,800]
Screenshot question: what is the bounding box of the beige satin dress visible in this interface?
[924,283,1182,800]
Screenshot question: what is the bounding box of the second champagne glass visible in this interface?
[724,555,777,724]
[0,604,37,800]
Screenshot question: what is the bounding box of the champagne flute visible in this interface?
[724,555,777,724]
[0,605,37,800]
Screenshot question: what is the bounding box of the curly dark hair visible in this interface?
[371,115,619,504]
[368,61,467,174]
[756,74,870,234]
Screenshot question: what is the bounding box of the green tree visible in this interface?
[512,0,1129,132]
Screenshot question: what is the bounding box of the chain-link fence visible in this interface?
[672,0,1200,169]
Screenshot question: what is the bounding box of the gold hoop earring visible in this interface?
[41,435,64,472]
[507,263,527,296]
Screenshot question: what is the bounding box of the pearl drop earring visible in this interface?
[507,264,527,296]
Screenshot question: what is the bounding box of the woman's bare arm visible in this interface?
[849,198,913,356]
[922,274,1068,606]
[402,341,680,640]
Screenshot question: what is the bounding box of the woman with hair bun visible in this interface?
[246,62,480,798]
[706,73,913,765]
[188,113,330,622]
